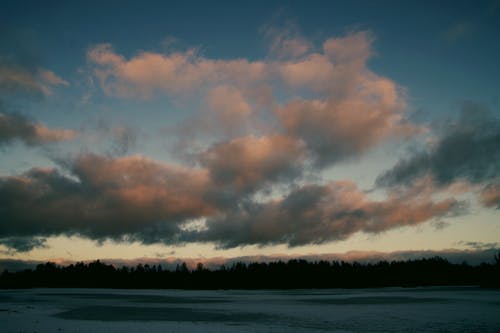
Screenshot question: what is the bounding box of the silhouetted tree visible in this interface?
[0,255,499,289]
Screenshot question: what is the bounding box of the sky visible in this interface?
[1,0,499,265]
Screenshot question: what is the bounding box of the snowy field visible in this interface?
[1,287,499,332]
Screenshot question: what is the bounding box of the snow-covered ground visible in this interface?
[1,287,499,332]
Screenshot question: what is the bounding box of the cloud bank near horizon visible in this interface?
[1,247,498,272]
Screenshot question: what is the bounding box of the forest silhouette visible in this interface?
[1,254,499,289]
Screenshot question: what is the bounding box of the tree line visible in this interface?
[1,255,499,289]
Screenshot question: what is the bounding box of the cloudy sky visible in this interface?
[1,0,499,264]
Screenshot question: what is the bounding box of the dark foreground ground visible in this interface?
[1,287,499,332]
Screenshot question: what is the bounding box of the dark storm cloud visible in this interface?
[377,103,500,188]
[0,236,47,253]
[0,111,76,146]
[184,182,460,248]
[0,154,214,251]
[0,152,462,251]
[0,111,43,145]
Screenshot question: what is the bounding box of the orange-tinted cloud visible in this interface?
[72,154,214,218]
[202,85,255,136]
[87,44,267,98]
[0,154,214,250]
[88,31,415,168]
[0,151,461,252]
[277,94,412,165]
[274,31,417,165]
[87,35,396,175]
[200,134,305,192]
[277,31,373,92]
[206,85,252,119]
[3,29,477,252]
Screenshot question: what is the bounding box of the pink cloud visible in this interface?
[277,31,374,94]
[87,44,267,98]
[0,154,217,247]
[0,150,462,250]
[73,154,214,217]
[204,85,254,134]
[480,181,500,208]
[323,31,373,65]
[278,54,334,89]
[33,124,77,142]
[87,31,417,169]
[276,92,412,165]
[273,31,418,166]
[200,134,305,191]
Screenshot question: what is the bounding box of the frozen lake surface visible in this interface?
[1,287,499,332]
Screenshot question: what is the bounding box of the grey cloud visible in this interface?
[0,152,462,251]
[110,126,137,155]
[0,236,47,253]
[0,111,41,145]
[0,111,76,146]
[0,154,213,250]
[480,181,500,208]
[377,103,500,188]
[0,259,40,272]
[184,182,461,248]
[457,241,500,250]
